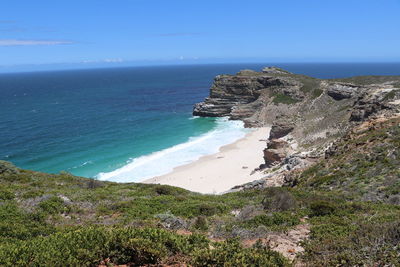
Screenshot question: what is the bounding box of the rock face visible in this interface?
[263,139,289,167]
[194,67,400,130]
[350,87,399,121]
[327,83,359,100]
[262,66,291,74]
[269,120,294,139]
[192,71,303,124]
[193,74,265,117]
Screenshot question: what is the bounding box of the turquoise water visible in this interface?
[1,63,399,182]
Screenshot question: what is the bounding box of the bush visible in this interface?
[86,179,104,189]
[0,226,287,266]
[192,238,288,266]
[244,212,300,230]
[154,185,174,195]
[193,216,208,231]
[38,196,67,214]
[303,217,400,265]
[0,189,14,200]
[309,200,337,217]
[0,203,54,242]
[198,203,219,216]
[262,188,297,211]
[272,93,298,104]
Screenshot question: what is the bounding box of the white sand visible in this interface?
[143,127,270,194]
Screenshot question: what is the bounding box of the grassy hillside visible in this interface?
[1,116,400,266]
[292,116,400,204]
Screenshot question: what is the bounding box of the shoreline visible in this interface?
[143,127,270,194]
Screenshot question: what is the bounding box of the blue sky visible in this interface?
[1,0,400,71]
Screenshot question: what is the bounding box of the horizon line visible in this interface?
[1,61,400,75]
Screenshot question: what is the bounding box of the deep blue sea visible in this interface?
[1,63,400,182]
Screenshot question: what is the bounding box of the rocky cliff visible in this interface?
[194,67,400,190]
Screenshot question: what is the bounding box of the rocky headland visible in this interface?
[194,67,400,194]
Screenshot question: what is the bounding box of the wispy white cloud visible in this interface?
[104,58,123,63]
[82,58,124,64]
[0,39,73,46]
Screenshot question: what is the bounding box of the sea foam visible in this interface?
[96,117,251,182]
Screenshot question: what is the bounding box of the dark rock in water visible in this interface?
[327,83,359,100]
[0,160,20,175]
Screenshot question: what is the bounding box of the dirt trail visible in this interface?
[242,223,310,262]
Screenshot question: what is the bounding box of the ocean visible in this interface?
[1,63,400,182]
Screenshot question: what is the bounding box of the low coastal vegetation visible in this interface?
[272,93,299,105]
[293,117,400,204]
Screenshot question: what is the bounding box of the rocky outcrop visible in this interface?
[193,74,266,117]
[155,212,188,230]
[350,87,399,122]
[0,160,19,175]
[327,83,359,100]
[193,71,304,124]
[262,66,291,74]
[263,139,289,167]
[269,120,294,139]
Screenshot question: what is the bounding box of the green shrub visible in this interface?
[309,200,337,217]
[86,179,104,189]
[192,238,288,266]
[0,203,54,242]
[383,89,397,100]
[244,212,300,230]
[262,188,297,211]
[0,189,14,200]
[0,226,287,266]
[303,216,400,265]
[154,185,175,195]
[198,203,219,216]
[38,196,68,214]
[193,216,208,231]
[21,190,45,199]
[272,93,298,105]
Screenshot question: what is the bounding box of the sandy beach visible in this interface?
[143,127,270,194]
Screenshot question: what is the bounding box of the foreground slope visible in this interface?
[1,116,400,266]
